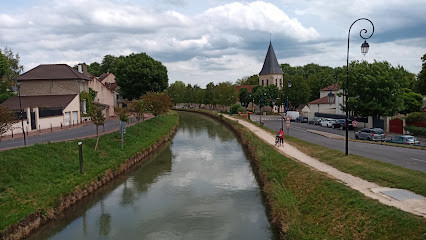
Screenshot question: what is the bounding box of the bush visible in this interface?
[405,112,426,123]
[404,125,426,137]
[230,104,246,114]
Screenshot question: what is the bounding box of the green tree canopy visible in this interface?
[236,74,259,85]
[166,81,186,104]
[345,60,406,117]
[400,88,423,115]
[115,53,168,100]
[415,53,426,95]
[238,88,251,108]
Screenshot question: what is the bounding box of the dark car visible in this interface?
[355,128,386,141]
[308,117,321,125]
[386,135,420,145]
[295,116,308,123]
[332,119,354,130]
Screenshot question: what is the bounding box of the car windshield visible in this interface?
[405,137,415,141]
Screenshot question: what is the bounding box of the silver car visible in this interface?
[355,128,386,141]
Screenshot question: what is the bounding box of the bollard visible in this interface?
[51,123,52,131]
[78,142,84,174]
[61,123,63,129]
[39,125,41,133]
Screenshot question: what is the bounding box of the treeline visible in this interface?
[167,58,425,117]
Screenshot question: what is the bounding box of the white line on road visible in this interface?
[410,158,426,163]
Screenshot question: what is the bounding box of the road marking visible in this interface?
[410,158,426,163]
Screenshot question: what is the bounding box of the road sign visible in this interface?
[285,116,291,122]
[352,120,358,127]
[286,122,291,128]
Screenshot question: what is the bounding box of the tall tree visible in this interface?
[0,51,12,103]
[238,88,251,108]
[204,82,216,107]
[115,53,168,100]
[166,81,186,104]
[100,55,118,74]
[1,47,24,82]
[400,88,423,115]
[415,53,426,95]
[214,81,237,108]
[88,62,102,76]
[345,60,404,117]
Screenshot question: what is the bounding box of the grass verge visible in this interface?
[0,112,179,232]
[182,109,426,239]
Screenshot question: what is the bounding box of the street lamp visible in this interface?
[345,18,374,156]
[286,80,292,113]
[16,82,26,146]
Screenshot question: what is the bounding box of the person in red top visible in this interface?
[278,128,284,146]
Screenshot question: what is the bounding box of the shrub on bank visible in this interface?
[404,125,426,137]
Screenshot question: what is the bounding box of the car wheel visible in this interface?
[355,135,359,140]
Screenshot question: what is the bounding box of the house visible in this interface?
[307,83,343,120]
[87,73,118,117]
[1,64,91,136]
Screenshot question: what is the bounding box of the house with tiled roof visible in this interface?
[1,64,91,136]
[88,72,123,117]
[307,83,344,119]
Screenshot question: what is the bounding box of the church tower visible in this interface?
[259,41,284,89]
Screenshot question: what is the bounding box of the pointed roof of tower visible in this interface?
[259,41,284,75]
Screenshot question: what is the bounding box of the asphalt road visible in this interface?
[251,115,426,173]
[0,118,136,150]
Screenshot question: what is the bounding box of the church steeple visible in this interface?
[258,41,284,90]
[259,41,283,75]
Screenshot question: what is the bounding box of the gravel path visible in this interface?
[225,115,426,218]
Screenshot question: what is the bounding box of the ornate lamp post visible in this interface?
[16,82,26,146]
[345,18,374,156]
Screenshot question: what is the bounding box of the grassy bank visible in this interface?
[183,109,426,239]
[0,112,179,232]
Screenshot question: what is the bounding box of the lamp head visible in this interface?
[361,40,369,55]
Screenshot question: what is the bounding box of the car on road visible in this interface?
[355,128,386,141]
[321,118,336,127]
[385,135,420,145]
[285,111,300,122]
[295,116,308,123]
[332,119,354,130]
[308,117,321,125]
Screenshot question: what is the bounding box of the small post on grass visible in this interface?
[120,122,124,149]
[78,142,84,174]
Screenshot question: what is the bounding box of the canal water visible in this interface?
[27,112,273,240]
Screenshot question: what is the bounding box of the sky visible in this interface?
[0,0,425,87]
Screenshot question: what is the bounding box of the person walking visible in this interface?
[278,128,284,146]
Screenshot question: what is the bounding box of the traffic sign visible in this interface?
[286,122,291,128]
[285,116,291,122]
[352,120,358,127]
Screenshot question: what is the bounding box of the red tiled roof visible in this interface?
[235,85,256,93]
[308,96,335,105]
[1,94,78,111]
[15,64,92,81]
[320,83,340,91]
[105,82,118,91]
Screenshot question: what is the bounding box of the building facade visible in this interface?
[259,41,284,90]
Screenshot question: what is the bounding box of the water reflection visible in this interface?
[26,112,272,240]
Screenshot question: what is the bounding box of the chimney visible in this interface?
[77,64,83,73]
[78,63,91,77]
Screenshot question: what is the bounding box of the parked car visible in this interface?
[355,128,386,141]
[308,117,321,125]
[332,119,354,130]
[385,135,420,145]
[295,116,308,123]
[321,118,336,127]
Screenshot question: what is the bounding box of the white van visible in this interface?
[285,111,299,122]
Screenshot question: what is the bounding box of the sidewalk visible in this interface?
[224,114,426,218]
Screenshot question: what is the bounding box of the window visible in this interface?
[266,79,269,86]
[262,80,264,86]
[83,99,87,114]
[275,79,277,85]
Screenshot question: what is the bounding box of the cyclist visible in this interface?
[278,128,284,146]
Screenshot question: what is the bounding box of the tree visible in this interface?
[143,92,172,125]
[166,81,186,104]
[236,74,259,85]
[214,82,237,109]
[100,55,118,74]
[344,60,405,117]
[400,88,423,115]
[1,47,23,82]
[90,103,106,151]
[238,88,251,108]
[88,62,102,76]
[0,48,19,103]
[115,53,168,100]
[128,99,146,135]
[415,53,426,95]
[0,106,17,140]
[204,82,216,108]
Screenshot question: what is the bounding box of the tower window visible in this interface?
[266,79,269,86]
[262,80,264,86]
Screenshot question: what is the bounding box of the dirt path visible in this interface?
[225,115,426,218]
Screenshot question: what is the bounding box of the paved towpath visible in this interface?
[224,114,426,218]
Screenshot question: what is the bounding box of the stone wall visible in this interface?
[19,80,82,96]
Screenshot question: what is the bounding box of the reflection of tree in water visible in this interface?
[119,144,173,206]
[98,200,111,237]
[178,112,234,142]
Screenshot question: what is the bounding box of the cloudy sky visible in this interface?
[1,0,425,87]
